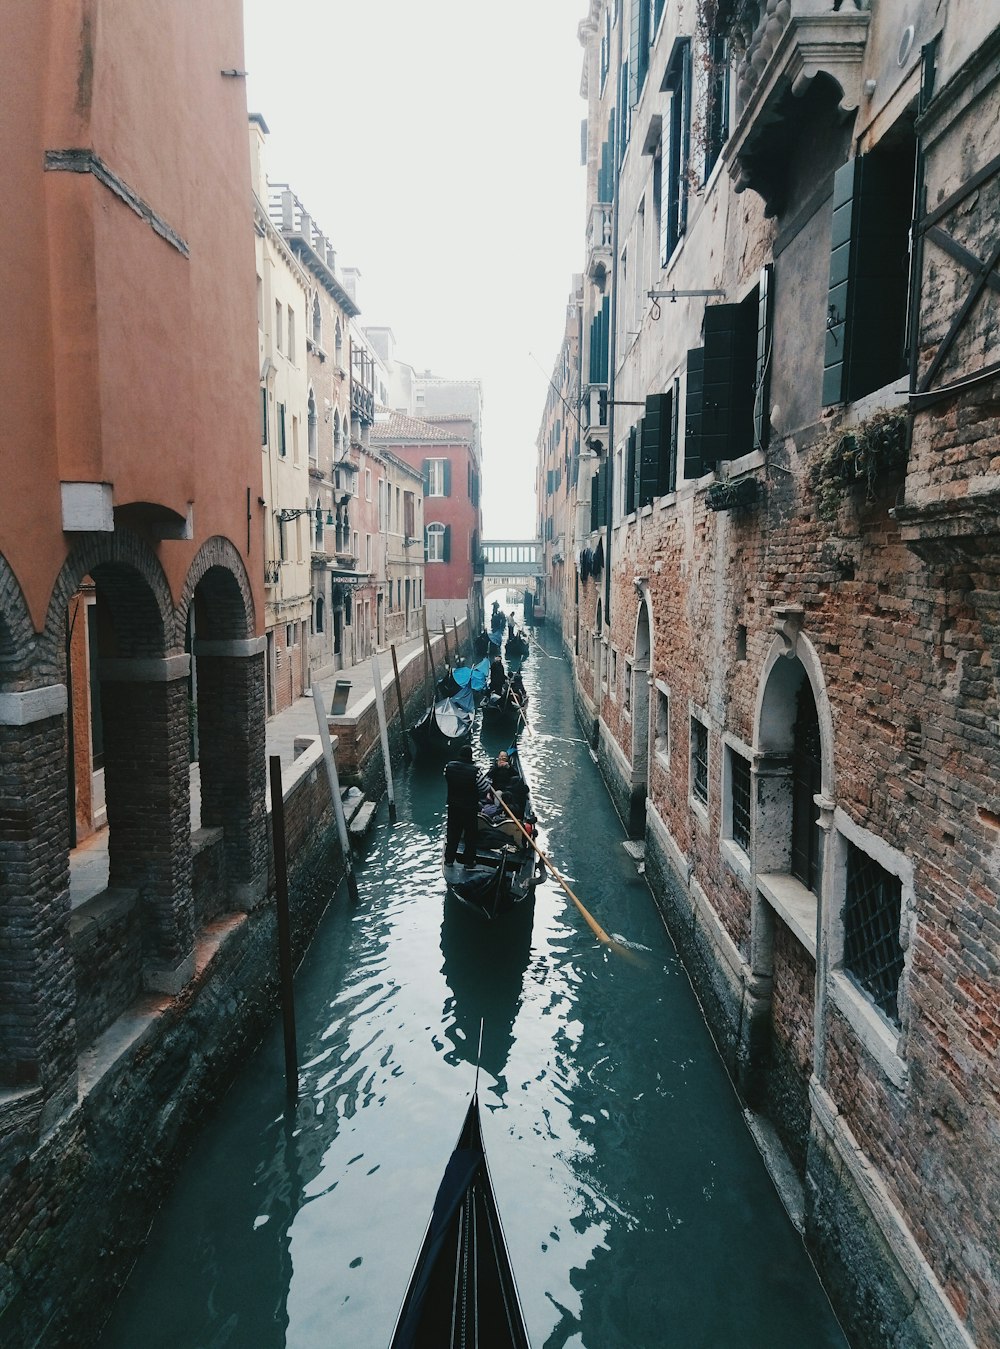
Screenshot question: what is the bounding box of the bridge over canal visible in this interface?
[480,538,542,592]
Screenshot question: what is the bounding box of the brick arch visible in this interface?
[177,537,255,642]
[0,553,39,684]
[41,531,175,677]
[754,633,835,799]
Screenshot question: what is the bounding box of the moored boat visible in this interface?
[411,696,474,755]
[389,1092,530,1349]
[505,629,529,661]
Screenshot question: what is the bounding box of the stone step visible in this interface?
[348,800,377,846]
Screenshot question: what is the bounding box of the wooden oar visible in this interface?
[513,697,533,739]
[493,794,616,948]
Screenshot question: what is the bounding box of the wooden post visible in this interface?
[452,617,460,661]
[422,610,437,691]
[390,643,410,761]
[268,755,299,1104]
[441,618,450,667]
[370,653,396,823]
[311,686,360,902]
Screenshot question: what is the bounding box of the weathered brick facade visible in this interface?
[547,4,1000,1345]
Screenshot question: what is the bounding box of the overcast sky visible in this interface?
[242,0,588,539]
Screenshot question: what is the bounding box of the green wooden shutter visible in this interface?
[702,302,756,463]
[823,158,858,406]
[442,525,451,563]
[422,459,431,494]
[423,525,429,562]
[639,393,668,505]
[667,376,680,492]
[625,426,637,515]
[683,347,704,479]
[443,460,451,496]
[598,460,610,526]
[754,262,775,449]
[591,469,599,531]
[628,0,641,107]
[260,388,268,445]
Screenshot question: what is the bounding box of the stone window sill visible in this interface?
[689,793,709,831]
[720,837,752,892]
[829,971,907,1091]
[757,872,817,957]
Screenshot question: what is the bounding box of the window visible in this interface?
[333,409,342,450]
[308,390,318,461]
[843,843,905,1025]
[624,659,633,712]
[277,403,287,457]
[285,623,294,646]
[660,39,692,265]
[291,414,299,465]
[611,648,618,693]
[335,319,343,364]
[655,684,669,760]
[275,301,283,353]
[690,715,709,807]
[424,458,450,496]
[365,469,372,501]
[260,387,268,446]
[403,491,415,540]
[703,33,730,181]
[823,132,917,405]
[366,533,372,570]
[378,478,385,530]
[315,595,325,633]
[288,307,296,364]
[684,265,773,476]
[791,680,822,894]
[727,746,751,854]
[425,522,450,562]
[628,0,651,108]
[590,459,609,530]
[637,380,680,504]
[256,275,263,328]
[312,294,322,346]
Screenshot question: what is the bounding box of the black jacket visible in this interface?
[444,758,480,808]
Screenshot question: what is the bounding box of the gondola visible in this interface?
[389,1092,530,1349]
[442,747,541,920]
[469,657,491,706]
[505,629,529,661]
[480,682,528,733]
[411,694,474,755]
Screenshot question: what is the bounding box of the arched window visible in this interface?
[425,522,449,562]
[791,679,822,892]
[307,389,318,462]
[315,594,325,633]
[333,408,342,450]
[335,318,343,365]
[312,294,322,346]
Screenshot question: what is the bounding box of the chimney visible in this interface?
[341,266,361,305]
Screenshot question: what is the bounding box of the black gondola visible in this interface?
[389,1092,530,1349]
[480,683,528,733]
[505,629,529,661]
[411,695,474,755]
[442,747,541,920]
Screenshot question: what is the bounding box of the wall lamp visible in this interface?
[277,504,334,526]
[647,287,726,321]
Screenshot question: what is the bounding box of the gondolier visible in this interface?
[443,746,481,868]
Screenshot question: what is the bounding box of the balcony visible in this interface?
[581,383,609,454]
[724,0,870,213]
[586,203,613,289]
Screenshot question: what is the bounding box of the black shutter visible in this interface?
[754,262,774,449]
[702,301,756,463]
[422,459,431,494]
[442,525,451,562]
[598,460,610,526]
[443,460,451,496]
[260,388,268,445]
[667,376,680,492]
[823,158,857,406]
[591,469,599,531]
[639,394,668,506]
[625,427,637,515]
[423,525,429,562]
[683,347,704,479]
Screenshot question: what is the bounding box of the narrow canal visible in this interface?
[100,638,847,1349]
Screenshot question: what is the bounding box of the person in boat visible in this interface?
[489,656,506,694]
[488,750,516,794]
[508,670,526,706]
[444,746,481,868]
[507,611,516,637]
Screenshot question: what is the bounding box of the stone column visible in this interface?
[99,655,194,993]
[0,685,77,1134]
[192,638,268,910]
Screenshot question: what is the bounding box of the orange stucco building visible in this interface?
[0,0,267,1158]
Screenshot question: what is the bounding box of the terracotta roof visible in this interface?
[371,408,469,444]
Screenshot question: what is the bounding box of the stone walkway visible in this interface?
[69,631,431,909]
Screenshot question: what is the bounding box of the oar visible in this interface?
[513,697,533,739]
[493,794,617,948]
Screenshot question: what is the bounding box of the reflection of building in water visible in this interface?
[439,902,533,1100]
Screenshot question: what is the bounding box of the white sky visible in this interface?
[242,0,588,540]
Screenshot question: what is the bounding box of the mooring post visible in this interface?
[390,643,410,761]
[441,618,450,667]
[268,754,299,1106]
[370,652,396,823]
[452,617,460,661]
[422,610,437,691]
[311,685,359,902]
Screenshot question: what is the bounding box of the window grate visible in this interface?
[843,842,904,1024]
[730,749,751,852]
[691,718,708,805]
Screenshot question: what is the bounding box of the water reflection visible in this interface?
[100,643,847,1349]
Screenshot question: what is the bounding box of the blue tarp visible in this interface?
[470,658,490,690]
[451,665,472,687]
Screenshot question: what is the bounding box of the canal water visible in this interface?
[100,637,847,1349]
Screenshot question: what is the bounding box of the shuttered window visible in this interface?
[589,297,611,383]
[822,139,916,406]
[628,0,650,108]
[754,263,774,450]
[625,427,637,515]
[661,38,692,265]
[683,348,704,479]
[638,387,678,505]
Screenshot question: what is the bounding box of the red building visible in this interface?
[371,410,483,632]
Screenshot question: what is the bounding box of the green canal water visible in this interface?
[100,637,847,1348]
